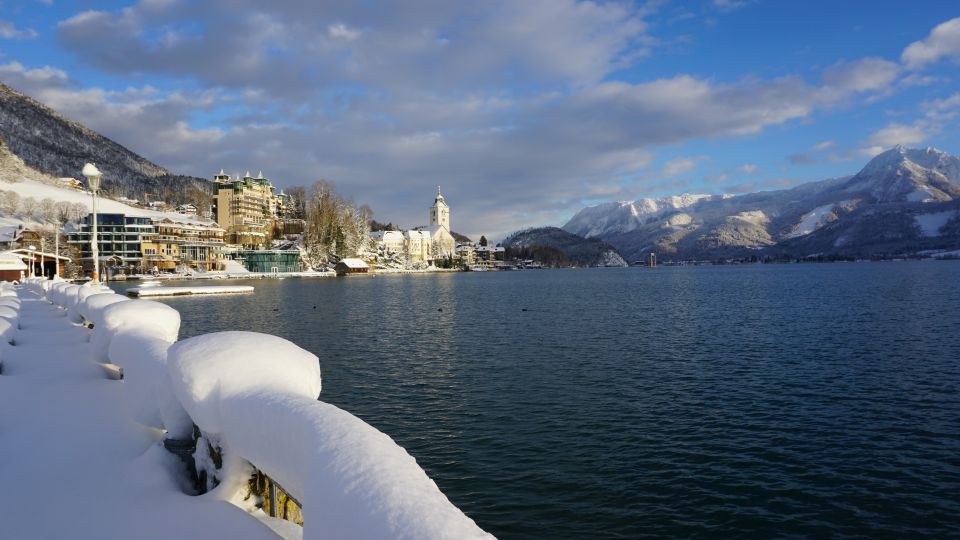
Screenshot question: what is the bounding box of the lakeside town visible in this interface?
[0,168,531,282]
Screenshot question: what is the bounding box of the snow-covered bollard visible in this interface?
[0,305,18,325]
[167,332,322,434]
[0,317,16,344]
[76,291,128,327]
[167,332,493,539]
[92,300,180,363]
[68,285,114,324]
[108,330,192,439]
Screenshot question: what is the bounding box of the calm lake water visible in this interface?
[115,262,960,539]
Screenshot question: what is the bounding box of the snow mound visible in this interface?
[108,332,193,438]
[0,305,18,323]
[92,300,180,362]
[167,332,321,434]
[0,316,16,344]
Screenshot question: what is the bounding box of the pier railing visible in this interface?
[19,277,492,540]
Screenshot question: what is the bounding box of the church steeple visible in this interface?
[430,186,450,231]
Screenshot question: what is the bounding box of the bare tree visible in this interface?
[20,196,38,216]
[0,190,21,213]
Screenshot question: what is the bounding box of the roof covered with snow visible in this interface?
[337,258,369,268]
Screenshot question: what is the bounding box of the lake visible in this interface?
[114,262,960,539]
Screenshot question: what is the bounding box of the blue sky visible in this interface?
[1,0,959,238]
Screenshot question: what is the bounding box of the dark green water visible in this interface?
[114,262,960,539]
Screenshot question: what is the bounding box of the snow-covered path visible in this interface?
[0,289,281,539]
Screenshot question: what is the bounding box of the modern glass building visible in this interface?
[67,213,155,271]
[237,250,302,273]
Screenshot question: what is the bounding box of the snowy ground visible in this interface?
[0,288,284,539]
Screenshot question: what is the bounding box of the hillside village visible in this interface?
[0,164,503,279]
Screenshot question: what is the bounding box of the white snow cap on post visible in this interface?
[81,163,101,178]
[91,300,179,362]
[167,332,321,434]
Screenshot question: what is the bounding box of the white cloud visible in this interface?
[856,91,960,158]
[712,0,748,12]
[812,140,834,151]
[0,62,69,86]
[867,123,927,147]
[901,17,960,69]
[819,57,900,100]
[328,23,361,41]
[735,164,758,175]
[663,156,703,177]
[0,20,39,40]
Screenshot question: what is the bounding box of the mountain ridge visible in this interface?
[564,147,960,260]
[0,82,210,205]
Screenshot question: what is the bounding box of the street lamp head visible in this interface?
[82,163,102,191]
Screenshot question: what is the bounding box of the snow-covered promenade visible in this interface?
[0,286,280,539]
[0,279,492,539]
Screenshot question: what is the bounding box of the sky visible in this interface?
[0,0,959,239]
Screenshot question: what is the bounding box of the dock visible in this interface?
[126,285,255,297]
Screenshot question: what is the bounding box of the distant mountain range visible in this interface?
[563,146,960,261]
[0,82,209,205]
[501,227,627,267]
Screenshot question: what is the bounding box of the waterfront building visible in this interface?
[370,230,405,254]
[68,213,225,274]
[335,258,370,276]
[212,169,285,247]
[455,243,476,265]
[427,187,455,257]
[236,250,303,273]
[404,230,432,262]
[0,251,28,281]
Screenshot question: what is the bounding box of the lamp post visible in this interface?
[82,163,103,283]
[54,223,60,278]
[27,245,36,278]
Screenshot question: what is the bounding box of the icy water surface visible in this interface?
[115,262,960,538]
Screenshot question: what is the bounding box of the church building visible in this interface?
[427,187,455,257]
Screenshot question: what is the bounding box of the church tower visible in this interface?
[430,186,450,231]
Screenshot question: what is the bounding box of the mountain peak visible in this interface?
[860,146,958,181]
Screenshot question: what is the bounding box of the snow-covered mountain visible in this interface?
[0,82,210,205]
[563,193,722,238]
[563,147,960,261]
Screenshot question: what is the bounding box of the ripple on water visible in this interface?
[115,262,960,539]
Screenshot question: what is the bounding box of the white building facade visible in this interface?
[428,187,455,257]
